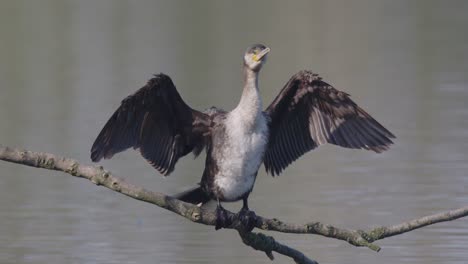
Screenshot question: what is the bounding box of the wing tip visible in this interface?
[90,137,118,162]
[90,153,100,162]
[264,161,285,177]
[90,146,111,163]
[90,143,102,162]
[367,138,395,153]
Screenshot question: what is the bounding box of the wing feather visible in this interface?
[91,73,211,176]
[264,70,395,176]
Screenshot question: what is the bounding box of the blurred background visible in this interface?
[1,0,467,263]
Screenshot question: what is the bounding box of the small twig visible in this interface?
[1,145,468,263]
[0,145,319,263]
[365,206,468,241]
[238,230,318,264]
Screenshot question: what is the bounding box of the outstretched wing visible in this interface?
[264,70,395,176]
[91,73,211,176]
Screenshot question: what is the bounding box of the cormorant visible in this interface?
[91,44,395,231]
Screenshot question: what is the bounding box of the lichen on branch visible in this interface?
[1,145,467,264]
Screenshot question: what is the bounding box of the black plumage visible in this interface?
[264,71,395,176]
[91,74,211,176]
[91,44,395,231]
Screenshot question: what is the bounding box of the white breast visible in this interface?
[214,112,269,201]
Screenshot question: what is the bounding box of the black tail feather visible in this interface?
[173,186,211,205]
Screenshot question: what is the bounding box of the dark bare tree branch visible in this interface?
[1,145,467,263]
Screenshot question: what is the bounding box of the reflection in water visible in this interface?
[1,1,467,264]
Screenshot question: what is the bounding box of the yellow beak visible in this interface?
[254,47,271,61]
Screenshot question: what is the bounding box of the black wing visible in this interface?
[264,70,395,176]
[91,73,211,176]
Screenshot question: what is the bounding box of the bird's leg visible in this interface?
[238,197,257,232]
[215,199,230,230]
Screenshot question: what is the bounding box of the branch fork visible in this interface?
[1,145,467,264]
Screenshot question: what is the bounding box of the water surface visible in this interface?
[1,1,467,263]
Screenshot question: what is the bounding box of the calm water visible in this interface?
[1,1,468,264]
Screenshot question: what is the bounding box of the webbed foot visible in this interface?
[238,207,257,232]
[215,204,231,230]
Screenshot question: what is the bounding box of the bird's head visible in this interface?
[243,44,270,72]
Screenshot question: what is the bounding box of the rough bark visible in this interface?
[1,145,467,263]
